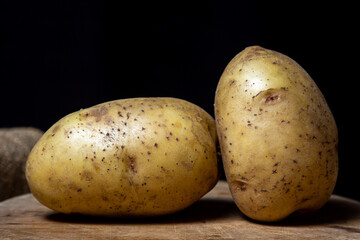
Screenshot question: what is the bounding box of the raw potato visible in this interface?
[26,98,219,217]
[215,46,338,222]
[0,127,43,201]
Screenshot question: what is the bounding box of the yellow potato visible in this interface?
[26,97,219,217]
[215,46,338,222]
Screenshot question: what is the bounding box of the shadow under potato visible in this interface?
[45,199,240,225]
[252,196,360,227]
[45,196,360,227]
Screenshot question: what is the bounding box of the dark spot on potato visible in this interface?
[301,198,310,203]
[265,93,281,104]
[127,155,137,173]
[77,188,82,192]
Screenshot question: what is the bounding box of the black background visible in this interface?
[1,1,359,201]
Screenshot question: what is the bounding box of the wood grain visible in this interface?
[1,181,360,239]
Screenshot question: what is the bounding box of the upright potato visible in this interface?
[26,98,219,217]
[215,46,338,222]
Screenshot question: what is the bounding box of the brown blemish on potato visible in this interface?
[105,117,114,125]
[181,161,193,171]
[80,171,93,182]
[231,180,248,192]
[52,125,61,134]
[68,182,79,191]
[89,106,108,122]
[48,124,61,138]
[92,162,100,171]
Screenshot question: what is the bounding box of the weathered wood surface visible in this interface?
[1,181,359,239]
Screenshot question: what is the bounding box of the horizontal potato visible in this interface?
[26,97,219,217]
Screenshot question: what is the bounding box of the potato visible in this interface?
[0,127,43,201]
[26,97,219,217]
[214,46,338,222]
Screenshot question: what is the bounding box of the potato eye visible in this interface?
[265,93,281,104]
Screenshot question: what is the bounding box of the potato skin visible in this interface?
[215,46,338,222]
[26,98,219,217]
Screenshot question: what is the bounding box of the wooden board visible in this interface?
[1,181,360,239]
